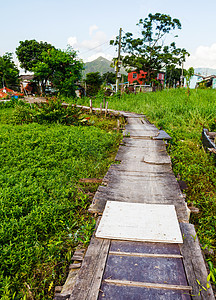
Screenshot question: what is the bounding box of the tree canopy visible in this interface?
[85,72,103,96]
[16,40,83,96]
[0,53,19,90]
[16,40,54,71]
[111,13,189,84]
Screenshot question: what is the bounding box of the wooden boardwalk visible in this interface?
[56,111,215,299]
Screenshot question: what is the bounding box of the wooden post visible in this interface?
[103,98,105,109]
[100,103,102,115]
[117,119,120,132]
[90,99,92,113]
[105,101,108,117]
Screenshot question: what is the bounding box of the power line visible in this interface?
[79,40,110,55]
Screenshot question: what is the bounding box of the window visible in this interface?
[132,73,137,79]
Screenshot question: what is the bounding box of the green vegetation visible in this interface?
[0,53,19,90]
[111,13,188,84]
[16,40,83,96]
[0,102,122,299]
[74,88,216,269]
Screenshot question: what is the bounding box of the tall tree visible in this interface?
[0,53,19,90]
[16,40,83,96]
[111,13,189,84]
[32,46,83,96]
[102,72,116,84]
[16,40,54,71]
[85,72,103,96]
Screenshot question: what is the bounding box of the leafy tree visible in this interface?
[0,53,19,90]
[111,13,189,84]
[166,66,187,88]
[85,72,103,96]
[102,72,116,84]
[185,67,194,96]
[32,46,83,96]
[16,40,83,96]
[16,39,54,71]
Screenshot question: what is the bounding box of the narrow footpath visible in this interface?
[56,110,215,300]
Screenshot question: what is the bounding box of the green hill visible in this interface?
[83,56,115,76]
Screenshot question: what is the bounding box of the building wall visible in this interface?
[128,71,164,85]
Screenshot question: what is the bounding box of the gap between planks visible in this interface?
[103,279,192,291]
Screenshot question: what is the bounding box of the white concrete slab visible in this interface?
[96,201,183,243]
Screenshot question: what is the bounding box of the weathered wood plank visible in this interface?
[103,255,188,286]
[110,240,181,255]
[121,137,165,147]
[69,234,110,300]
[103,279,192,291]
[98,283,192,300]
[180,223,215,300]
[115,143,169,164]
[89,184,189,222]
[109,251,183,259]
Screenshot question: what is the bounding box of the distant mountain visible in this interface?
[194,68,216,76]
[83,56,115,76]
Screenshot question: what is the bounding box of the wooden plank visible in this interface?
[179,223,215,300]
[110,240,181,255]
[98,283,192,300]
[89,186,189,223]
[109,251,183,259]
[103,279,192,291]
[121,138,165,148]
[96,202,183,243]
[103,254,188,286]
[70,233,110,300]
[115,142,169,163]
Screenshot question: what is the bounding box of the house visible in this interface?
[0,87,23,99]
[20,74,35,95]
[183,74,204,89]
[128,70,165,85]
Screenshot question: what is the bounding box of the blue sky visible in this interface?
[1,0,216,69]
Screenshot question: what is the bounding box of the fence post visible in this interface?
[105,101,108,117]
[90,99,92,113]
[100,103,102,115]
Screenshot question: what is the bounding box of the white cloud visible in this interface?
[89,25,98,36]
[85,52,113,62]
[67,25,110,60]
[185,43,216,69]
[67,36,78,47]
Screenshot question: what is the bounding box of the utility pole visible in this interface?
[116,28,122,93]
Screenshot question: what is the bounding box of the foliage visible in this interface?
[185,67,195,96]
[10,98,84,125]
[111,13,189,84]
[0,53,19,90]
[166,66,187,87]
[16,40,83,96]
[0,106,122,299]
[102,71,116,84]
[85,72,103,96]
[32,46,83,96]
[16,40,54,71]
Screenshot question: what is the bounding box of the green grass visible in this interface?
[0,108,122,299]
[73,89,216,270]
